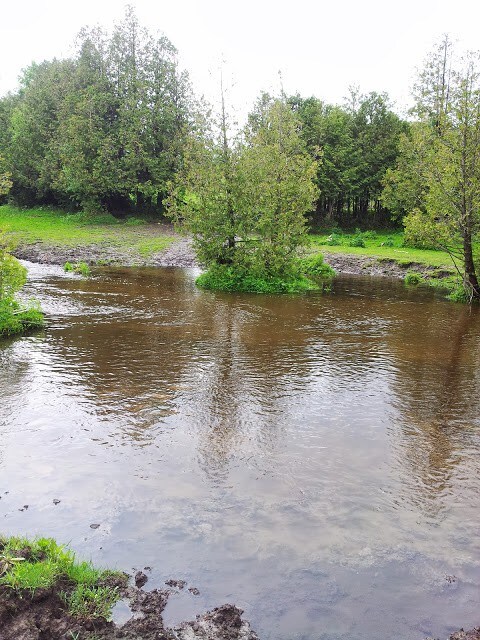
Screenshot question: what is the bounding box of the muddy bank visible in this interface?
[0,573,258,640]
[11,225,449,278]
[13,229,197,269]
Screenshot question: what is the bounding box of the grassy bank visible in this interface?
[0,536,125,616]
[309,229,456,268]
[0,207,472,299]
[0,205,175,262]
[308,229,476,299]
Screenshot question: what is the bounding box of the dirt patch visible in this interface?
[12,225,197,269]
[322,252,448,279]
[0,574,258,640]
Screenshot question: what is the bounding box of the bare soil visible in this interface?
[0,574,258,640]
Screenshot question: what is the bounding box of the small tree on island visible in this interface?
[166,93,324,293]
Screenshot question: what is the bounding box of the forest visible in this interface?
[0,8,479,298]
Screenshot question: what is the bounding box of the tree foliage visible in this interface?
[290,90,406,226]
[1,6,193,214]
[166,94,318,288]
[384,37,480,299]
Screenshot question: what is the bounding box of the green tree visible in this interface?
[165,82,242,268]
[0,155,12,197]
[166,93,319,290]
[239,96,319,277]
[385,37,480,299]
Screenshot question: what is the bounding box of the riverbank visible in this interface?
[0,536,258,640]
[1,205,459,286]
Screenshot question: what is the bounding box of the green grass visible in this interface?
[137,236,174,257]
[0,205,175,259]
[64,261,91,276]
[309,229,456,269]
[0,298,45,338]
[0,536,125,620]
[63,584,119,619]
[196,264,320,294]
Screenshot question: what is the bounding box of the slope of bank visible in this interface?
[1,206,457,280]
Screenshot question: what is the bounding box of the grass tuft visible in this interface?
[63,584,119,620]
[0,536,123,619]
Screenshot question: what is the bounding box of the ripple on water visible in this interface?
[1,265,479,640]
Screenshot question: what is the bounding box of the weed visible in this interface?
[299,254,336,278]
[349,234,366,248]
[66,561,102,586]
[196,264,318,294]
[404,271,424,286]
[0,299,44,338]
[64,262,91,277]
[326,233,342,246]
[1,559,59,590]
[447,283,471,303]
[64,584,119,620]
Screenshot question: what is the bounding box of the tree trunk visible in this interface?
[462,229,480,298]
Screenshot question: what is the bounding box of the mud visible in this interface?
[0,574,258,640]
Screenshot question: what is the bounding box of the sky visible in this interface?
[1,0,479,120]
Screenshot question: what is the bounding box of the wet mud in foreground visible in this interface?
[0,572,258,640]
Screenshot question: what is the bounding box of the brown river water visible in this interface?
[1,263,479,640]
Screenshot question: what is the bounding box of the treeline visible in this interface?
[0,7,407,226]
[290,91,407,226]
[0,7,193,215]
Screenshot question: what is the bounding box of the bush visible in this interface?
[448,282,471,303]
[64,261,91,276]
[349,233,365,247]
[326,233,342,246]
[196,264,318,294]
[0,298,44,338]
[404,271,424,286]
[381,237,395,247]
[299,254,336,278]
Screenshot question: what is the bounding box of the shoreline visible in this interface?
[12,235,449,281]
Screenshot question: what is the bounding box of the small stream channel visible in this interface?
[1,263,479,639]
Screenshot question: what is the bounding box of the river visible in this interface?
[1,263,479,640]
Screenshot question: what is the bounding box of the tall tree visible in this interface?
[384,37,480,299]
[166,93,318,284]
[239,95,319,276]
[165,82,242,268]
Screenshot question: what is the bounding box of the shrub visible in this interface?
[196,264,318,294]
[299,254,336,278]
[64,262,91,276]
[404,271,424,286]
[349,234,365,248]
[326,233,342,246]
[381,237,395,247]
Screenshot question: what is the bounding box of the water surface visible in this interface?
[1,264,479,640]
